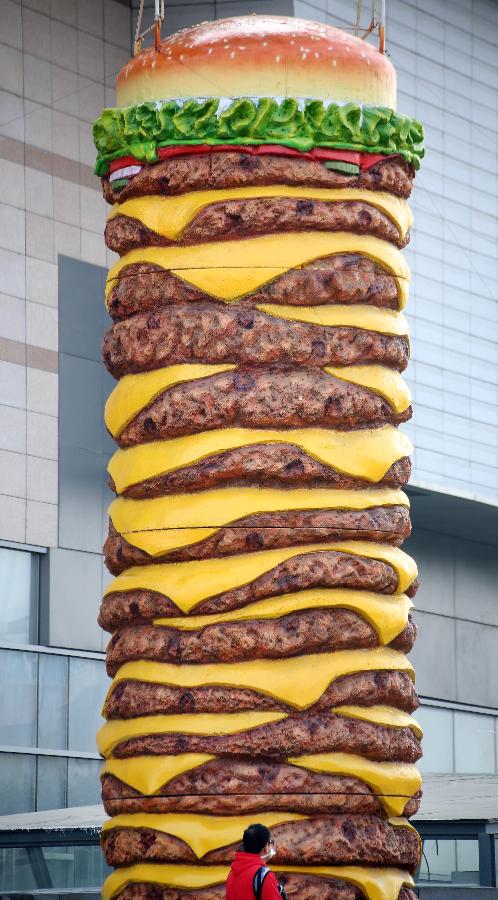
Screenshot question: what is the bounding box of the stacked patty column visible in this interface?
[94,16,424,900]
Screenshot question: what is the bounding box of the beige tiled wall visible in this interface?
[0,0,130,547]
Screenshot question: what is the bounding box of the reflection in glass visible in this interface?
[38,654,69,750]
[0,753,35,815]
[0,649,37,746]
[455,839,480,884]
[0,847,37,892]
[454,710,495,774]
[68,657,107,753]
[417,838,479,886]
[0,844,111,891]
[417,706,454,773]
[67,757,102,807]
[0,547,36,643]
[74,844,112,889]
[37,755,67,811]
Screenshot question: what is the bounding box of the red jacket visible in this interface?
[226,851,282,900]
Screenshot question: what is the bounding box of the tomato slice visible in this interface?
[107,145,395,175]
[108,155,142,173]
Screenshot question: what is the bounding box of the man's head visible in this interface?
[242,823,273,855]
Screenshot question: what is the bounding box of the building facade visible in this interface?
[0,0,497,889]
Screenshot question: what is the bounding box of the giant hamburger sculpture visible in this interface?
[94,14,424,900]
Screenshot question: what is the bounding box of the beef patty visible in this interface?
[103,303,409,380]
[103,705,421,762]
[115,878,418,900]
[102,153,413,205]
[105,609,416,673]
[103,670,419,722]
[104,506,411,574]
[99,549,415,630]
[106,256,400,322]
[106,199,406,254]
[101,755,420,818]
[111,449,411,498]
[101,813,420,869]
[113,367,411,445]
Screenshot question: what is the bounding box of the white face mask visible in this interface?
[261,845,276,861]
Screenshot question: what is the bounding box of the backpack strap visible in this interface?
[253,866,270,900]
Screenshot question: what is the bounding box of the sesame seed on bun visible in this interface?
[116,15,396,109]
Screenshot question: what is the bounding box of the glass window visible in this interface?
[0,649,37,746]
[74,844,112,889]
[455,711,496,774]
[67,657,107,753]
[38,653,69,750]
[455,839,480,885]
[417,706,454,773]
[0,753,35,815]
[417,838,479,886]
[0,847,37,892]
[0,547,38,643]
[0,843,111,891]
[418,838,456,884]
[67,757,102,807]
[36,755,67,811]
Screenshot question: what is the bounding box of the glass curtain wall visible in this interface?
[0,546,106,815]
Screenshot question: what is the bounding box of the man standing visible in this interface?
[226,824,286,899]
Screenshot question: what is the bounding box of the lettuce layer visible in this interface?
[93,98,424,176]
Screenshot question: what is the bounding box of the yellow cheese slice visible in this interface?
[258,302,409,335]
[105,364,235,438]
[107,647,414,710]
[324,365,411,413]
[105,541,417,612]
[100,752,421,817]
[279,866,415,900]
[102,811,304,859]
[332,705,423,740]
[153,589,413,645]
[105,232,410,304]
[97,711,285,758]
[109,188,413,243]
[109,486,409,555]
[102,864,231,900]
[108,425,413,494]
[125,527,217,554]
[100,754,216,795]
[289,752,422,817]
[102,863,414,900]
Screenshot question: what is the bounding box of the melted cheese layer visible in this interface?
[105,364,235,438]
[102,863,414,900]
[100,751,421,817]
[289,753,421,816]
[102,811,304,858]
[258,302,409,335]
[105,232,410,304]
[107,647,414,710]
[325,365,411,413]
[108,188,413,242]
[333,705,423,739]
[100,754,216,795]
[97,711,285,758]
[152,589,414,645]
[105,541,418,613]
[108,425,413,494]
[105,364,411,440]
[109,486,409,555]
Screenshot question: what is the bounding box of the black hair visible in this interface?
[242,823,271,854]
